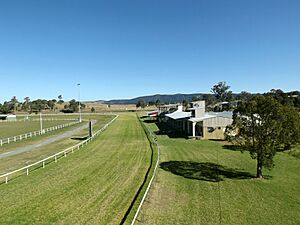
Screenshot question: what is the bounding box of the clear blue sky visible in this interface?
[0,0,299,102]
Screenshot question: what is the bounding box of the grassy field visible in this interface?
[138,119,300,225]
[0,113,152,225]
[0,115,114,174]
[0,120,78,139]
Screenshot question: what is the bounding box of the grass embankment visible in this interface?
[139,120,300,225]
[0,113,152,225]
[0,115,114,174]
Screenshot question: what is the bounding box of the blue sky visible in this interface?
[0,0,299,102]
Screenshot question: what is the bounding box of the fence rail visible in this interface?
[130,117,160,225]
[0,118,78,123]
[0,115,118,184]
[0,120,81,147]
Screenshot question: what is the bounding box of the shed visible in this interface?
[0,114,17,121]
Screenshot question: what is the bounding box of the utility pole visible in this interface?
[77,83,82,122]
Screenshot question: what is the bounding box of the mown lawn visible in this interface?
[0,120,77,139]
[0,113,151,225]
[0,115,114,174]
[139,121,300,225]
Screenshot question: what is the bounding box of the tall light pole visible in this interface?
[77,83,82,122]
[40,111,43,134]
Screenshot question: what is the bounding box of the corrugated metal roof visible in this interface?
[189,111,233,122]
[207,111,233,118]
[166,111,191,120]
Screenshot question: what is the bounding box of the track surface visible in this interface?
[0,121,95,159]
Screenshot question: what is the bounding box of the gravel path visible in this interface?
[0,121,96,159]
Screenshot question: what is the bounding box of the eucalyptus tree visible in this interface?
[227,95,300,178]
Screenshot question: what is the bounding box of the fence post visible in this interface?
[27,168,29,175]
[64,152,67,157]
[5,176,8,184]
[7,138,9,144]
[0,140,2,146]
[43,161,45,168]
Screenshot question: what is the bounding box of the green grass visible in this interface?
[0,115,114,174]
[138,120,300,225]
[0,113,152,225]
[287,145,300,159]
[0,120,77,139]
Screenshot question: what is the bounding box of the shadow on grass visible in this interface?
[160,161,255,182]
[143,119,157,124]
[71,136,89,141]
[222,144,249,152]
[153,122,188,139]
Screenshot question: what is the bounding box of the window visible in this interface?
[207,127,215,133]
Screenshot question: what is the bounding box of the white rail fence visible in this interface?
[0,121,81,147]
[0,118,78,123]
[0,115,118,184]
[131,118,160,225]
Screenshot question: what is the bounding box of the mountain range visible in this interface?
[93,93,205,105]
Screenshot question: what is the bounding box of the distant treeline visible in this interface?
[134,87,300,112]
[100,90,300,109]
[0,96,85,114]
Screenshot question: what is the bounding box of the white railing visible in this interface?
[0,115,118,184]
[0,118,78,123]
[131,118,160,225]
[0,121,80,147]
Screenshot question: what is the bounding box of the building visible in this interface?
[0,114,17,121]
[162,101,233,140]
[147,110,159,117]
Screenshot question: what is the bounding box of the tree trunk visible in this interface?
[256,158,263,178]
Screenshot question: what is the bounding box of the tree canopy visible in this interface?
[226,95,300,178]
[136,99,146,109]
[211,81,232,102]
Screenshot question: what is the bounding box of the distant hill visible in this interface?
[94,93,204,105]
[92,90,300,106]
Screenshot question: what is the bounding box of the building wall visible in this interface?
[203,126,226,139]
[6,116,17,121]
[203,117,233,127]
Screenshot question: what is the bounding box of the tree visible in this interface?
[22,97,31,112]
[266,89,293,106]
[58,95,64,104]
[226,95,300,178]
[10,96,18,113]
[47,100,56,111]
[182,100,189,110]
[202,94,216,110]
[24,97,30,104]
[0,103,12,114]
[29,99,47,112]
[238,91,252,102]
[63,99,86,113]
[211,81,231,102]
[155,99,161,107]
[91,107,95,113]
[192,96,199,102]
[136,99,146,109]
